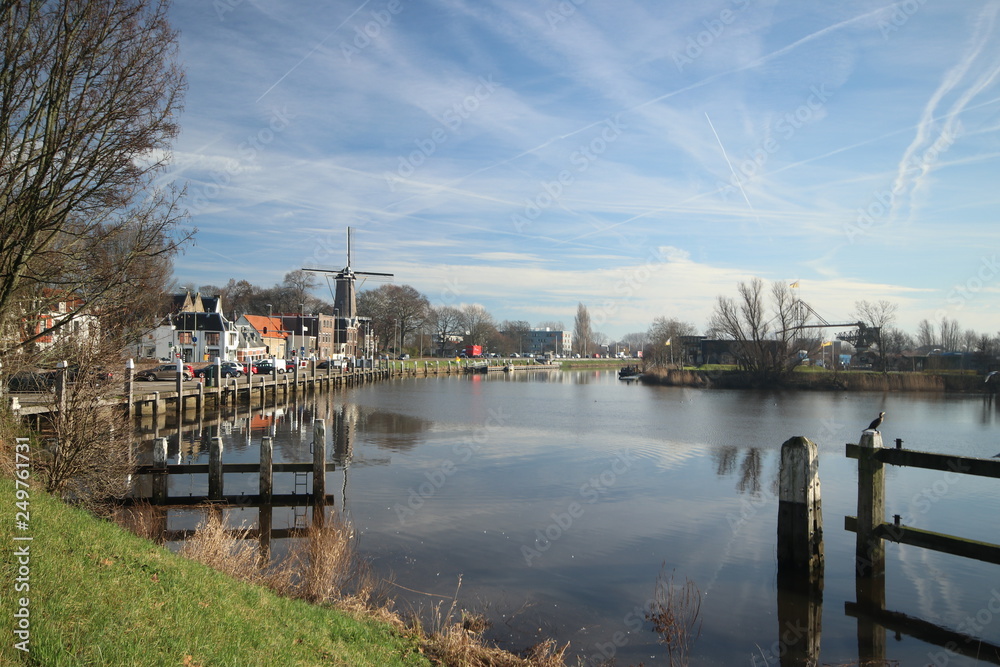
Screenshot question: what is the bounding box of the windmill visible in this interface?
[303,227,393,318]
[302,228,393,360]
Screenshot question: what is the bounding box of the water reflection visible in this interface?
[126,372,1000,665]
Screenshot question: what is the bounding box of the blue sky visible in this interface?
[163,0,1000,339]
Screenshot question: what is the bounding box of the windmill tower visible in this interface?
[303,228,393,359]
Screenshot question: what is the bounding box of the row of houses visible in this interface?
[130,292,372,364]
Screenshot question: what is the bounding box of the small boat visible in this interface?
[618,365,641,380]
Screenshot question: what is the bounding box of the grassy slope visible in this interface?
[0,476,430,667]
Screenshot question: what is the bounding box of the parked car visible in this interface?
[196,362,244,379]
[398,354,410,360]
[7,370,57,393]
[255,359,287,374]
[136,364,193,381]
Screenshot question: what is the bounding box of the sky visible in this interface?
[162,0,1000,340]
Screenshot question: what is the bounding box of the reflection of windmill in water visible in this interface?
[303,227,393,361]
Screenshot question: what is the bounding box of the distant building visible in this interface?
[524,329,572,356]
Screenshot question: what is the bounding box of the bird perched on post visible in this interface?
[867,411,885,432]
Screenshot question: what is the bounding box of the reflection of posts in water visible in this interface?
[776,436,823,666]
[152,437,168,503]
[313,419,327,526]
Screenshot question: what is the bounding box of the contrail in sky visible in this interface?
[704,111,755,216]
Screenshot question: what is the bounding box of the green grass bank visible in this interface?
[0,475,430,667]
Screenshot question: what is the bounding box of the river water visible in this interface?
[140,369,1000,666]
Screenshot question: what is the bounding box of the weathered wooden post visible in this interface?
[152,437,168,503]
[313,419,327,523]
[208,436,224,501]
[196,382,204,420]
[776,436,823,666]
[259,436,273,502]
[55,360,68,415]
[151,391,160,420]
[214,357,222,408]
[855,430,885,577]
[777,436,824,575]
[125,358,135,418]
[854,429,886,662]
[293,362,299,395]
[175,358,183,424]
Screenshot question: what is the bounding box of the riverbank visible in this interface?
[0,473,569,666]
[640,367,989,392]
[0,476,430,666]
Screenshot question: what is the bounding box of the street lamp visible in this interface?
[333,308,339,360]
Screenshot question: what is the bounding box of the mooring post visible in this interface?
[776,436,824,666]
[152,391,160,420]
[125,358,135,418]
[259,436,273,502]
[293,362,299,395]
[197,382,204,420]
[856,430,885,578]
[777,436,824,576]
[208,436,224,501]
[175,359,183,424]
[313,419,327,520]
[152,437,168,503]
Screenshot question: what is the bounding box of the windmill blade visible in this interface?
[355,271,394,277]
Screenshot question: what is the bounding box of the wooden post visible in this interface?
[293,362,299,395]
[855,430,885,578]
[197,382,204,420]
[854,430,886,662]
[125,360,135,418]
[777,436,824,575]
[313,419,326,522]
[175,361,183,424]
[152,437,168,503]
[259,436,273,502]
[208,436,223,501]
[152,391,160,420]
[214,357,222,408]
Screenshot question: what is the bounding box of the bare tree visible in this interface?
[646,317,697,367]
[573,303,592,356]
[939,317,962,352]
[916,319,936,348]
[282,270,320,312]
[0,0,190,358]
[459,304,496,347]
[708,278,811,381]
[428,306,464,355]
[357,284,429,353]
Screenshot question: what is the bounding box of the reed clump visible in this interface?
[646,567,702,667]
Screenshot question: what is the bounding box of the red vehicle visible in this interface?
[462,345,483,358]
